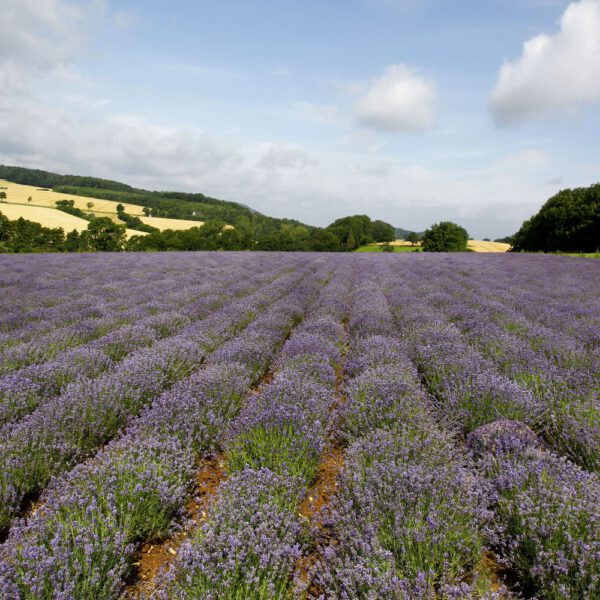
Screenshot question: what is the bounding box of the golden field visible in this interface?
[0,203,144,239]
[387,239,511,253]
[0,180,205,232]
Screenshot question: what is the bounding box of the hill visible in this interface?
[0,165,311,236]
[395,226,424,239]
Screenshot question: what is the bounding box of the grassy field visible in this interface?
[356,244,419,252]
[0,179,204,232]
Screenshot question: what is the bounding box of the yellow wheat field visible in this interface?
[0,180,205,232]
[381,239,510,252]
[0,203,144,239]
[466,240,511,253]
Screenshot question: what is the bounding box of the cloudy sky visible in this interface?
[1,0,600,237]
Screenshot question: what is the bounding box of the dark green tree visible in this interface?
[326,215,373,250]
[511,184,600,252]
[372,220,395,243]
[421,221,469,252]
[86,217,126,251]
[64,230,80,252]
[406,231,421,246]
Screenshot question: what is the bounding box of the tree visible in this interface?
[116,203,125,213]
[86,201,94,210]
[406,231,421,246]
[421,221,469,252]
[143,207,151,217]
[85,217,126,251]
[372,220,395,243]
[511,184,600,252]
[27,196,32,203]
[64,230,80,252]
[0,192,6,202]
[345,231,357,251]
[326,215,373,250]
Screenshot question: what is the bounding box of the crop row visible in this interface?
[0,258,333,597]
[0,259,321,533]
[0,252,598,600]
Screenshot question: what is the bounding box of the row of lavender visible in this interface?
[0,254,334,597]
[0,252,598,599]
[0,254,307,532]
[386,255,599,470]
[311,261,500,598]
[161,261,354,598]
[381,255,599,598]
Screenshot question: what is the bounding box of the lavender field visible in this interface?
[0,252,598,600]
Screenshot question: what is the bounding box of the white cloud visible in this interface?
[0,0,558,239]
[490,0,600,125]
[354,64,436,132]
[0,0,91,93]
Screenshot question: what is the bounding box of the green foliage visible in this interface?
[54,199,92,221]
[381,243,395,252]
[116,210,158,233]
[372,220,395,243]
[511,183,600,252]
[494,235,514,244]
[0,211,65,253]
[83,217,126,252]
[326,215,372,250]
[421,221,469,252]
[406,231,421,246]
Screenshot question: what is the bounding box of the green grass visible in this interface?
[562,252,600,258]
[355,245,419,253]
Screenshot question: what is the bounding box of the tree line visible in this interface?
[0,212,397,253]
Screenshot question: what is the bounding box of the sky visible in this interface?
[1,0,600,238]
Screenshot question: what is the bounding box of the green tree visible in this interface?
[406,231,421,246]
[86,201,94,210]
[511,184,600,252]
[116,203,125,213]
[372,219,395,243]
[326,215,373,250]
[86,217,126,251]
[0,191,6,202]
[421,221,469,252]
[64,230,80,252]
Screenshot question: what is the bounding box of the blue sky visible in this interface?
[1,0,599,237]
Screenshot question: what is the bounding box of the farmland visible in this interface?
[0,180,204,233]
[0,253,598,599]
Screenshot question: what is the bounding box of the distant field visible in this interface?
[0,179,204,232]
[0,202,143,239]
[467,240,511,252]
[357,239,511,253]
[356,244,418,252]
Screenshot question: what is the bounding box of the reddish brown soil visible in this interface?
[299,447,344,521]
[295,445,345,596]
[122,366,276,598]
[122,455,226,599]
[480,550,506,592]
[295,320,350,596]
